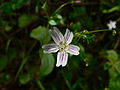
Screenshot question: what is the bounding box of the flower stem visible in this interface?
[36,79,45,90]
[54,1,73,14]
[75,29,110,36]
[85,29,110,34]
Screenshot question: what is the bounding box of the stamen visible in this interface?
[59,41,68,51]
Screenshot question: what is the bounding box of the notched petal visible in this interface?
[49,27,64,44]
[64,28,73,45]
[67,45,80,55]
[56,52,68,67]
[42,44,59,53]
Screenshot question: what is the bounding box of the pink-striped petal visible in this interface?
[49,27,64,44]
[66,45,80,55]
[64,28,73,45]
[42,44,59,53]
[56,52,68,67]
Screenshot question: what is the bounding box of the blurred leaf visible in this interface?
[0,56,8,71]
[4,24,12,32]
[0,0,28,13]
[109,67,118,79]
[115,61,120,72]
[49,14,64,25]
[106,50,118,62]
[12,0,28,9]
[49,20,57,25]
[42,1,48,12]
[0,21,12,32]
[18,14,38,28]
[102,0,116,7]
[109,61,120,78]
[108,50,120,90]
[103,5,120,13]
[70,22,82,31]
[109,76,120,90]
[0,72,10,82]
[84,16,92,28]
[30,26,50,44]
[104,63,111,70]
[19,73,31,85]
[39,51,55,77]
[69,7,85,19]
[0,2,13,13]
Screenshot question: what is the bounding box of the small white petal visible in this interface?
[49,27,64,44]
[64,28,73,45]
[42,44,59,53]
[56,52,68,67]
[67,45,80,55]
[107,20,116,30]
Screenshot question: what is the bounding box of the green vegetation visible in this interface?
[0,0,120,89]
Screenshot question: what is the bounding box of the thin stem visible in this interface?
[85,29,110,34]
[65,78,71,89]
[27,40,37,55]
[36,79,45,90]
[15,57,29,80]
[75,29,110,36]
[116,17,120,22]
[6,39,12,54]
[54,1,73,14]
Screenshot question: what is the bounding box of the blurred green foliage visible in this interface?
[0,0,120,90]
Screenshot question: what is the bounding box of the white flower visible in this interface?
[42,27,80,67]
[74,0,81,3]
[107,20,116,30]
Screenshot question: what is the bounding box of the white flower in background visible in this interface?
[107,20,116,30]
[42,27,80,67]
[74,0,81,3]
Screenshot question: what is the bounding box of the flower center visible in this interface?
[59,41,68,51]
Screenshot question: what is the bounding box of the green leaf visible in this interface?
[109,67,118,79]
[109,61,120,78]
[84,16,92,28]
[5,24,12,32]
[39,51,55,77]
[103,5,120,13]
[0,21,12,32]
[71,22,82,31]
[19,73,31,85]
[18,14,38,28]
[30,26,50,44]
[49,20,57,25]
[0,72,10,82]
[0,56,8,71]
[49,14,64,25]
[0,2,13,14]
[12,0,28,9]
[106,50,118,62]
[109,76,120,90]
[42,1,48,12]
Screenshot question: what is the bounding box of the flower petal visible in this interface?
[107,20,116,30]
[66,45,80,55]
[64,28,73,45]
[56,52,68,67]
[42,44,59,53]
[49,27,64,44]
